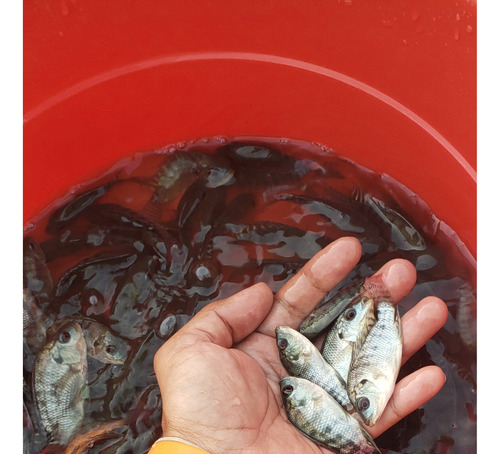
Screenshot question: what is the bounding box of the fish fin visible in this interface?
[141,198,163,223]
[359,425,382,454]
[351,306,376,363]
[394,305,402,341]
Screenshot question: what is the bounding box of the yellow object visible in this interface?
[148,440,210,454]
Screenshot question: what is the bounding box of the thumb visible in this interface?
[177,282,274,348]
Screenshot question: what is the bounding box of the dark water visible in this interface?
[23,137,476,454]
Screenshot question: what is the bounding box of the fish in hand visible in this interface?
[280,376,380,454]
[347,301,402,426]
[276,326,351,409]
[321,296,376,383]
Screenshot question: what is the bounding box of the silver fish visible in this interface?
[154,151,234,203]
[322,296,376,383]
[276,326,351,409]
[280,377,380,454]
[361,193,426,251]
[49,317,130,365]
[299,278,366,338]
[33,321,88,445]
[456,282,477,350]
[78,317,129,365]
[348,301,402,426]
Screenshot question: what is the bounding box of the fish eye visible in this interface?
[345,308,357,321]
[106,345,117,355]
[357,397,370,411]
[59,331,72,344]
[282,384,294,395]
[277,338,288,350]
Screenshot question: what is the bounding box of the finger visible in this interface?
[368,258,417,303]
[400,296,449,364]
[176,282,274,348]
[257,237,362,336]
[310,259,419,350]
[368,365,446,438]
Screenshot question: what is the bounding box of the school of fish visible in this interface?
[23,138,476,454]
[277,277,403,453]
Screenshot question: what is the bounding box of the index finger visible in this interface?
[257,237,362,336]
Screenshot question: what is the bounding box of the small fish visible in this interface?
[153,151,234,203]
[46,184,110,234]
[276,326,351,409]
[348,301,402,426]
[299,278,366,338]
[359,193,426,251]
[322,296,376,383]
[456,282,477,350]
[33,321,88,445]
[215,142,310,185]
[274,192,367,234]
[49,317,130,365]
[280,377,380,454]
[78,317,130,365]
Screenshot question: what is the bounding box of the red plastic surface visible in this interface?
[23,0,476,257]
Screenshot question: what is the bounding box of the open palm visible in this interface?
[154,238,448,454]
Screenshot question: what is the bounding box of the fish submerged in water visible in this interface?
[348,301,402,426]
[276,326,351,409]
[33,321,88,445]
[78,317,130,365]
[356,191,426,251]
[47,317,130,365]
[153,151,234,203]
[280,377,380,454]
[322,296,376,383]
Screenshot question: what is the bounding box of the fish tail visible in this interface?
[362,273,392,303]
[359,425,382,454]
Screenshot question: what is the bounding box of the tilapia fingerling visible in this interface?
[276,326,352,410]
[281,377,380,454]
[322,296,376,384]
[47,316,130,365]
[299,278,365,338]
[348,301,402,427]
[33,321,88,446]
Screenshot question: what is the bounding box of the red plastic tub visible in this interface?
[23,0,476,257]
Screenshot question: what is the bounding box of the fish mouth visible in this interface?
[280,378,295,396]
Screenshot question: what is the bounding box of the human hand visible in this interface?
[153,237,448,454]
